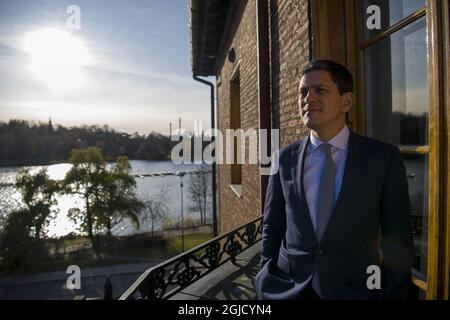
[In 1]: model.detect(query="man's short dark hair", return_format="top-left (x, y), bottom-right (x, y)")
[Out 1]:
top-left (301, 60), bottom-right (353, 95)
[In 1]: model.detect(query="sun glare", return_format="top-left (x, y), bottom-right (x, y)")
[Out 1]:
top-left (22, 28), bottom-right (92, 89)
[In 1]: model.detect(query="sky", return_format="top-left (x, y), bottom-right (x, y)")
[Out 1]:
top-left (0, 0), bottom-right (213, 135)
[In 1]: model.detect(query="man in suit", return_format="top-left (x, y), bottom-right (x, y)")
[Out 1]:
top-left (255, 60), bottom-right (414, 300)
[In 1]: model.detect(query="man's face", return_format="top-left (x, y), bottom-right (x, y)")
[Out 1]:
top-left (298, 70), bottom-right (352, 132)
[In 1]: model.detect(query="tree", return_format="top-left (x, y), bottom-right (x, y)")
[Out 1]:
top-left (0, 120), bottom-right (173, 166)
top-left (62, 147), bottom-right (107, 259)
top-left (143, 188), bottom-right (170, 238)
top-left (0, 209), bottom-right (35, 272)
top-left (188, 166), bottom-right (211, 225)
top-left (0, 169), bottom-right (58, 272)
top-left (15, 169), bottom-right (59, 239)
top-left (62, 148), bottom-right (144, 258)
top-left (95, 156), bottom-right (144, 239)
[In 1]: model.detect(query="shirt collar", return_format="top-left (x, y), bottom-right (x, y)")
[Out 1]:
top-left (308, 125), bottom-right (350, 152)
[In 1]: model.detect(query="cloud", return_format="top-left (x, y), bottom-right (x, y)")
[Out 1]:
top-left (0, 1), bottom-right (212, 135)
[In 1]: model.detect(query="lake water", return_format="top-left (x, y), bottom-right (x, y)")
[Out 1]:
top-left (0, 161), bottom-right (212, 238)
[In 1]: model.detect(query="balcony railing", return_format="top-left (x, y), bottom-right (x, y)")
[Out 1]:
top-left (119, 216), bottom-right (263, 300)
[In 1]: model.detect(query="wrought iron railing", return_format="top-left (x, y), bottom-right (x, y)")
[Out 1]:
top-left (119, 216), bottom-right (263, 300)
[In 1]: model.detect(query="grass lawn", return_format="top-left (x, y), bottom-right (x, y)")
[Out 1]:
top-left (101, 232), bottom-right (213, 259)
top-left (166, 233), bottom-right (213, 255)
top-left (1, 231), bottom-right (213, 276)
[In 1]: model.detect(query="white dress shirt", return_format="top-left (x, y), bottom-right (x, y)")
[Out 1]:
top-left (303, 124), bottom-right (350, 297)
top-left (303, 125), bottom-right (350, 233)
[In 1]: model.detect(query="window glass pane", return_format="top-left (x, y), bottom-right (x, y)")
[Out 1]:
top-left (362, 0), bottom-right (425, 41)
top-left (364, 17), bottom-right (428, 145)
top-left (402, 153), bottom-right (428, 277)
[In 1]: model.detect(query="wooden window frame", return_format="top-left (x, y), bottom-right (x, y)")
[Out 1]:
top-left (230, 64), bottom-right (242, 187)
top-left (442, 0), bottom-right (450, 300)
top-left (354, 0), bottom-right (446, 300)
top-left (311, 0), bottom-right (449, 299)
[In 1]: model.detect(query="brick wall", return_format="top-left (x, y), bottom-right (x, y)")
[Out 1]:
top-left (270, 0), bottom-right (310, 147)
top-left (215, 0), bottom-right (310, 233)
top-left (216, 0), bottom-right (260, 234)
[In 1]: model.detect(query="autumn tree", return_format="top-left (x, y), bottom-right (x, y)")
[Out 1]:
top-left (62, 147), bottom-right (107, 259)
top-left (62, 148), bottom-right (143, 258)
top-left (188, 167), bottom-right (210, 225)
top-left (95, 156), bottom-right (144, 239)
top-left (143, 188), bottom-right (170, 237)
top-left (0, 169), bottom-right (58, 272)
top-left (15, 169), bottom-right (59, 239)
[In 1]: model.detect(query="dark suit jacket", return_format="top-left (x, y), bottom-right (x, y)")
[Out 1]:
top-left (255, 130), bottom-right (414, 300)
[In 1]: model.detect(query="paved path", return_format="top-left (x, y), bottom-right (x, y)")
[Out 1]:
top-left (0, 260), bottom-right (162, 300)
top-left (0, 225), bottom-right (213, 300)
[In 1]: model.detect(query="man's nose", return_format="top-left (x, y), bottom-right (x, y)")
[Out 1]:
top-left (305, 90), bottom-right (317, 102)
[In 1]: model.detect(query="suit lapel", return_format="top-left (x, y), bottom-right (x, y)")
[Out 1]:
top-left (292, 138), bottom-right (318, 245)
top-left (320, 131), bottom-right (369, 244)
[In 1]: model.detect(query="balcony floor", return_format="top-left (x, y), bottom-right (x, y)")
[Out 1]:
top-left (170, 243), bottom-right (261, 300)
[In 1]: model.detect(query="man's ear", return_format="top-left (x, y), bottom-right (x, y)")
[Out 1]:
top-left (342, 92), bottom-right (354, 113)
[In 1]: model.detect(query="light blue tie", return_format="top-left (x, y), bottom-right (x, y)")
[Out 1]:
top-left (312, 143), bottom-right (336, 298)
top-left (316, 143), bottom-right (335, 241)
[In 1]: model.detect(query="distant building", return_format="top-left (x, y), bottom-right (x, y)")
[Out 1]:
top-left (48, 117), bottom-right (54, 133)
top-left (189, 0), bottom-right (449, 300)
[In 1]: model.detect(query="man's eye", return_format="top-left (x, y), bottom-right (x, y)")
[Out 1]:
top-left (317, 88), bottom-right (326, 93)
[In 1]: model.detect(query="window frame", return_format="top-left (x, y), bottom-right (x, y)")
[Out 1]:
top-left (442, 0), bottom-right (450, 300)
top-left (311, 0), bottom-right (448, 299)
top-left (229, 64), bottom-right (242, 187)
top-left (355, 0), bottom-right (446, 299)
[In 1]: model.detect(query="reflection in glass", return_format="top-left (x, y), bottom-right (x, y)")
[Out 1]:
top-left (362, 0), bottom-right (425, 41)
top-left (364, 17), bottom-right (428, 145)
top-left (401, 154), bottom-right (428, 277)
